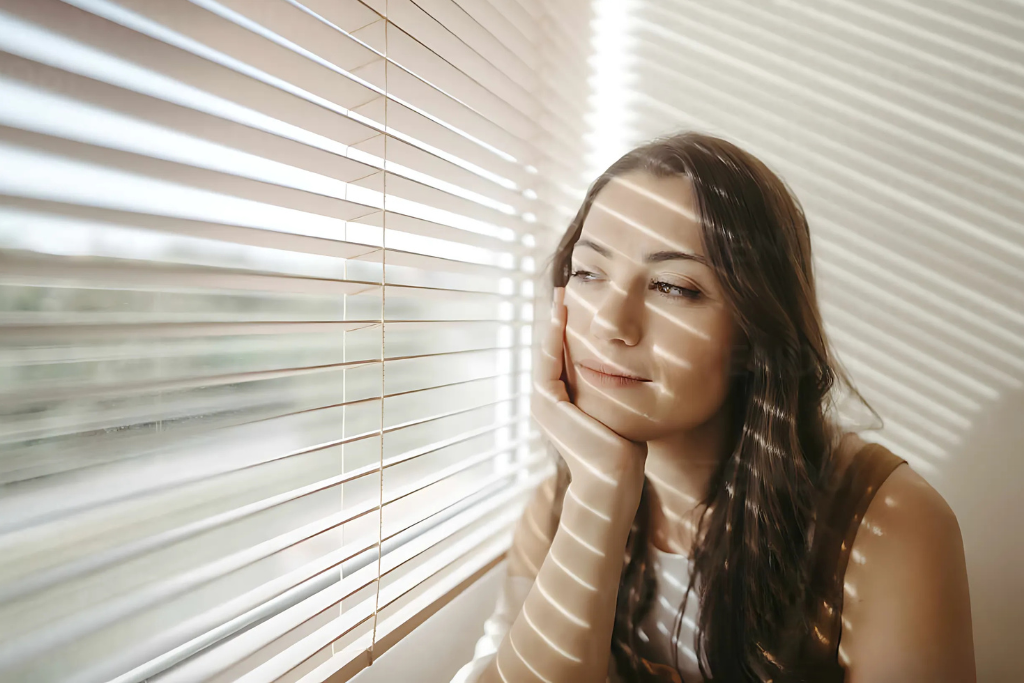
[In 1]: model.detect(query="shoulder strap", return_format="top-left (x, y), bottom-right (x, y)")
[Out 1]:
top-left (799, 442), bottom-right (907, 675)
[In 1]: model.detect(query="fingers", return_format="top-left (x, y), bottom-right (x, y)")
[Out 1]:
top-left (530, 288), bottom-right (648, 485)
top-left (532, 379), bottom-right (624, 453)
top-left (531, 290), bottom-right (568, 406)
top-left (531, 374), bottom-right (567, 413)
top-left (532, 400), bottom-right (643, 485)
top-left (537, 287), bottom-right (567, 385)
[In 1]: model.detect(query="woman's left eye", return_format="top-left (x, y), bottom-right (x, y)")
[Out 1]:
top-left (650, 280), bottom-right (701, 299)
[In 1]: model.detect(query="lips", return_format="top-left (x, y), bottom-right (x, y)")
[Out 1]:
top-left (575, 360), bottom-right (651, 388)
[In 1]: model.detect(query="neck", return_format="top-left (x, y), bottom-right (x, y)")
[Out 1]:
top-left (644, 404), bottom-right (734, 554)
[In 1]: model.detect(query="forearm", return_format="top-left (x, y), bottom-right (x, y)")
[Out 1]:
top-left (482, 475), bottom-right (642, 683)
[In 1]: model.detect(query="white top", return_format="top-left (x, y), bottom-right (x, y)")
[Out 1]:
top-left (636, 547), bottom-right (704, 680)
top-left (451, 546), bottom-right (705, 683)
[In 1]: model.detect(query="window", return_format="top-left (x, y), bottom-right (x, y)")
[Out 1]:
top-left (0, 0), bottom-right (593, 681)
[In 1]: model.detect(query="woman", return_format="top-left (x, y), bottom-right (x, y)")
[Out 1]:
top-left (454, 133), bottom-right (975, 682)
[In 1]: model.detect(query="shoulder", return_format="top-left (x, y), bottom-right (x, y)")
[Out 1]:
top-left (840, 457), bottom-right (976, 682)
top-left (847, 463), bottom-right (963, 585)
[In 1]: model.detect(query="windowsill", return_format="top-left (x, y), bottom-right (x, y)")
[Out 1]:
top-left (348, 561), bottom-right (506, 683)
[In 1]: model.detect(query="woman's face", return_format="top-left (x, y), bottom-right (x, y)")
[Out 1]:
top-left (563, 171), bottom-right (741, 443)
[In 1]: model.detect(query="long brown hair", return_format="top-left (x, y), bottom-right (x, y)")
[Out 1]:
top-left (547, 132), bottom-right (871, 681)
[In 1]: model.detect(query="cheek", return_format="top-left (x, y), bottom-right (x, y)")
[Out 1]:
top-left (664, 339), bottom-right (731, 390)
top-left (563, 298), bottom-right (591, 357)
top-left (650, 316), bottom-right (736, 417)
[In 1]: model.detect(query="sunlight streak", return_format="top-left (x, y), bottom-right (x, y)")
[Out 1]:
top-left (590, 195), bottom-right (694, 254)
top-left (547, 550), bottom-right (599, 592)
top-left (574, 374), bottom-right (653, 419)
top-left (646, 304), bottom-right (712, 339)
top-left (539, 423), bottom-right (618, 485)
top-left (561, 523), bottom-right (606, 556)
top-left (614, 174), bottom-right (700, 222)
top-left (564, 326), bottom-right (640, 379)
top-left (652, 343), bottom-right (693, 370)
top-left (645, 471), bottom-right (700, 512)
top-left (521, 603), bottom-right (584, 662)
top-left (508, 629), bottom-right (555, 683)
top-left (564, 285), bottom-right (598, 313)
top-left (555, 401), bottom-right (626, 447)
top-left (657, 595), bottom-right (697, 629)
top-left (514, 542), bottom-right (541, 576)
top-left (532, 382), bottom-right (562, 403)
top-left (567, 486), bottom-right (613, 521)
top-left (535, 576), bottom-right (591, 628)
top-left (495, 654), bottom-right (510, 683)
top-left (660, 570), bottom-right (686, 592)
top-left (524, 505), bottom-right (552, 545)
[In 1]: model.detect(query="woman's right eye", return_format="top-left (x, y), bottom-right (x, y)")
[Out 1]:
top-left (569, 268), bottom-right (600, 282)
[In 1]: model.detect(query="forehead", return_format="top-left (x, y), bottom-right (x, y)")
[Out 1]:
top-left (580, 172), bottom-right (703, 257)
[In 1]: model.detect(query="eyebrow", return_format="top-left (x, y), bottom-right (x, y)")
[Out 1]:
top-left (645, 250), bottom-right (709, 267)
top-left (575, 239), bottom-right (611, 258)
top-left (575, 239), bottom-right (708, 267)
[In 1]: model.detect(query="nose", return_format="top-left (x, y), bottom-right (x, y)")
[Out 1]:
top-left (590, 281), bottom-right (643, 346)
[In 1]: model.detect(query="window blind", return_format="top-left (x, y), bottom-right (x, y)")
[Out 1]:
top-left (0, 0), bottom-right (595, 681)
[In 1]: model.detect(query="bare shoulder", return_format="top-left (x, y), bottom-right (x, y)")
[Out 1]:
top-left (506, 473), bottom-right (559, 580)
top-left (856, 463), bottom-right (961, 552)
top-left (840, 462), bottom-right (976, 682)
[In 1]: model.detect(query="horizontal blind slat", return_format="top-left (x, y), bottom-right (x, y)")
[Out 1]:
top-left (383, 434), bottom-right (540, 508)
top-left (248, 0), bottom-right (543, 149)
top-left (2, 117), bottom-right (536, 240)
top-left (381, 450), bottom-right (545, 546)
top-left (382, 21), bottom-right (538, 136)
top-left (388, 0), bottom-right (537, 93)
top-left (0, 0), bottom-right (539, 191)
top-left (0, 67), bottom-right (537, 224)
top-left (150, 563), bottom-right (380, 683)
top-left (0, 505), bottom-right (381, 675)
top-left (101, 535), bottom-right (372, 683)
top-left (0, 416), bottom-right (530, 584)
top-left (238, 464), bottom-right (547, 683)
top-left (149, 464), bottom-right (544, 683)
top-left (0, 0), bottom-right (382, 142)
top-left (200, 0), bottom-right (546, 162)
top-left (0, 376), bottom-right (530, 519)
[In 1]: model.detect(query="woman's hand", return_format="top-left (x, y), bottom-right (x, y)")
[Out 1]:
top-left (531, 287), bottom-right (648, 495)
top-left (476, 288), bottom-right (649, 683)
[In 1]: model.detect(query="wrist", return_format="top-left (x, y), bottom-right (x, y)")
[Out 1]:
top-left (566, 468), bottom-right (645, 529)
top-left (570, 454), bottom-right (645, 497)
